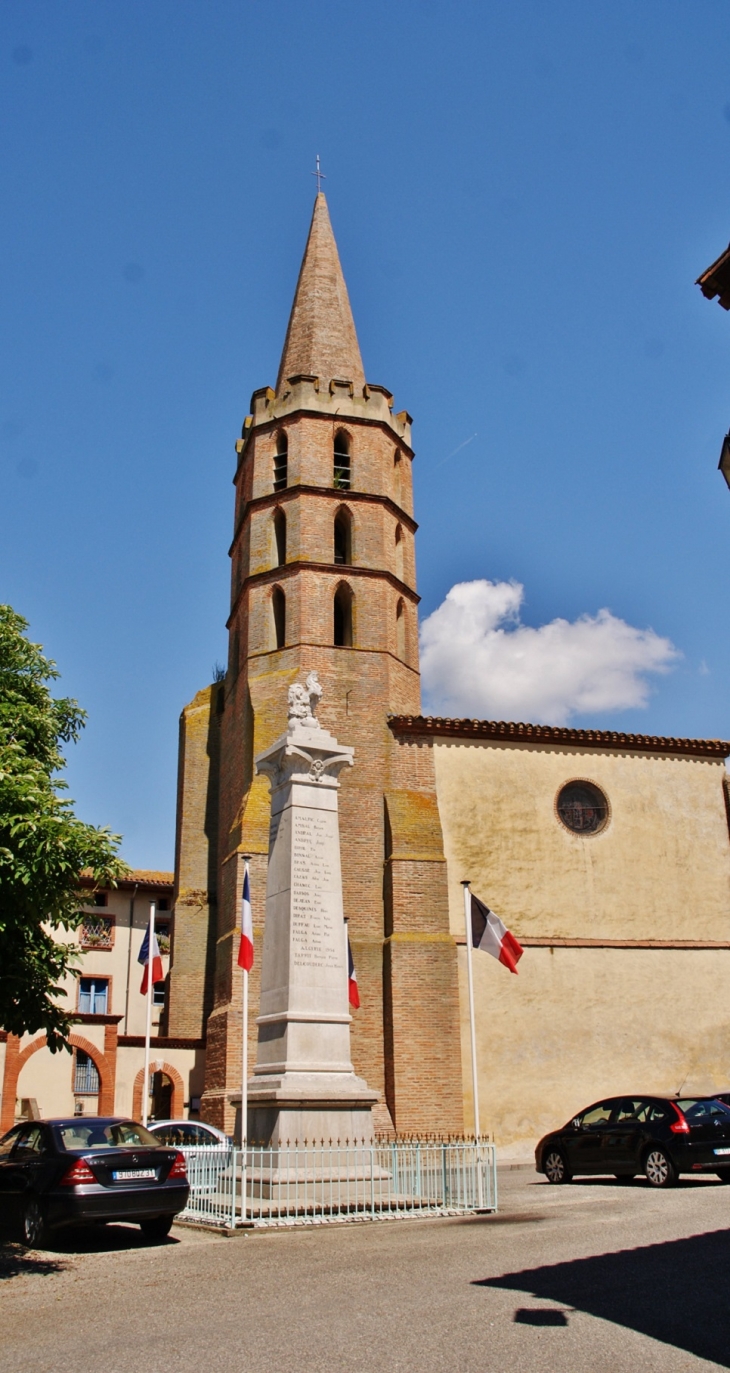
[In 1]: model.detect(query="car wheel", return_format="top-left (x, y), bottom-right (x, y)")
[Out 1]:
top-left (543, 1149), bottom-right (571, 1184)
top-left (22, 1198), bottom-right (47, 1248)
top-left (644, 1148), bottom-right (677, 1188)
top-left (140, 1215), bottom-right (174, 1242)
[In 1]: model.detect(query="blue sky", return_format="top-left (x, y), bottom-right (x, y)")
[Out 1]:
top-left (2, 1), bottom-right (730, 868)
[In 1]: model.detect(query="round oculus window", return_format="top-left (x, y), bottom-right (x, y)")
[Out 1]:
top-left (556, 781), bottom-right (608, 835)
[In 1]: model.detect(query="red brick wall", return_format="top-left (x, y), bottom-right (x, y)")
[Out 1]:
top-left (195, 397), bottom-right (463, 1137)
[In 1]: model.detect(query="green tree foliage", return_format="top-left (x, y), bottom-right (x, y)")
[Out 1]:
top-left (0, 606), bottom-right (128, 1049)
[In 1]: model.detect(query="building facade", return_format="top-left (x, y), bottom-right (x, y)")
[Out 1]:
top-left (169, 192), bottom-right (730, 1148)
top-left (7, 195), bottom-right (730, 1150)
top-left (0, 871), bottom-right (205, 1132)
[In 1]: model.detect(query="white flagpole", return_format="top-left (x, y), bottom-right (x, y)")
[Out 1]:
top-left (241, 856), bottom-right (252, 1228)
top-left (241, 856), bottom-right (251, 1147)
top-left (462, 880), bottom-right (484, 1209)
top-left (461, 881), bottom-right (480, 1141)
top-left (142, 901), bottom-right (156, 1127)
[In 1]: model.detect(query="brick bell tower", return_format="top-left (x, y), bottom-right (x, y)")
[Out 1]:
top-left (169, 192), bottom-right (464, 1137)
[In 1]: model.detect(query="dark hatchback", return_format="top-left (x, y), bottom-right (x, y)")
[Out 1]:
top-left (535, 1095), bottom-right (730, 1188)
top-left (0, 1117), bottom-right (189, 1246)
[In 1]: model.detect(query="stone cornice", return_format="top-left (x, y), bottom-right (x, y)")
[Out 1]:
top-left (227, 560), bottom-right (420, 628)
top-left (229, 484), bottom-right (417, 557)
top-left (388, 715), bottom-right (730, 760)
top-left (72, 1013), bottom-right (124, 1025)
top-left (117, 1035), bottom-right (206, 1049)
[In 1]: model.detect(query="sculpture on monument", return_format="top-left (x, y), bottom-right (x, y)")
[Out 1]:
top-left (287, 670), bottom-right (323, 728)
top-left (244, 676), bottom-right (378, 1147)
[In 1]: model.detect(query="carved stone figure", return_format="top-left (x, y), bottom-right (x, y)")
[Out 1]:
top-left (287, 670), bottom-right (322, 729)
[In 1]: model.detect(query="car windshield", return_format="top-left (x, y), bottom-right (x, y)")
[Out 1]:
top-left (677, 1099), bottom-right (730, 1123)
top-left (55, 1121), bottom-right (161, 1151)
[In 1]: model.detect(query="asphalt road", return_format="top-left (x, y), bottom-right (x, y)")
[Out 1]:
top-left (2, 1168), bottom-right (730, 1372)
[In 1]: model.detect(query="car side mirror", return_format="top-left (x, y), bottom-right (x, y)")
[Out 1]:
top-left (571, 1118), bottom-right (581, 1129)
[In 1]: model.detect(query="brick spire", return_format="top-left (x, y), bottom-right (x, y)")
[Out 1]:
top-left (276, 193), bottom-right (365, 394)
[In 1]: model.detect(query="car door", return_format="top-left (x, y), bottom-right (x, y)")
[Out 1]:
top-left (10, 1126), bottom-right (55, 1207)
top-left (604, 1099), bottom-right (651, 1172)
top-left (680, 1099), bottom-right (730, 1165)
top-left (0, 1126), bottom-right (25, 1228)
top-left (0, 1125), bottom-right (50, 1224)
top-left (563, 1101), bottom-right (616, 1174)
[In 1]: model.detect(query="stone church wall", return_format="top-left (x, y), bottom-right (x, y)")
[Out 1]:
top-left (429, 733), bottom-right (730, 1151)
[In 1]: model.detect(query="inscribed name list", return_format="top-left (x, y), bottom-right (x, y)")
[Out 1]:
top-left (291, 808), bottom-right (341, 971)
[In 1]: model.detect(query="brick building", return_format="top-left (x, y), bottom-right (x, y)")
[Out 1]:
top-left (167, 192), bottom-right (730, 1150)
top-left (7, 195), bottom-right (730, 1148)
top-left (0, 871), bottom-right (206, 1131)
top-left (168, 192), bottom-right (464, 1137)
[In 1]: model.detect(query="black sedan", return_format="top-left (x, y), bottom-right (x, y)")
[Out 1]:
top-left (0, 1117), bottom-right (189, 1246)
top-left (535, 1095), bottom-right (730, 1188)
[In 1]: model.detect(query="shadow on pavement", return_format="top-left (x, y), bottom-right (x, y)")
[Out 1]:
top-left (0, 1242), bottom-right (67, 1280)
top-left (514, 1308), bottom-right (569, 1326)
top-left (0, 1220), bottom-right (179, 1260)
top-left (536, 1175), bottom-right (727, 1189)
top-left (475, 1227), bottom-right (730, 1367)
top-left (48, 1223), bottom-right (180, 1254)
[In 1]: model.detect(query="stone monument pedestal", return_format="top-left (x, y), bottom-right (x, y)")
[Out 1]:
top-left (242, 674), bottom-right (378, 1148)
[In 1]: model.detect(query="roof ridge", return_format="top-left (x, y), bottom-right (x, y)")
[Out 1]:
top-left (388, 715), bottom-right (730, 759)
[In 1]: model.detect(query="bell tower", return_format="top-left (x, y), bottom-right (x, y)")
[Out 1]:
top-left (170, 193), bottom-right (464, 1137)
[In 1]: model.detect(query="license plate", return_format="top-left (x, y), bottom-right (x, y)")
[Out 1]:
top-left (714, 1148), bottom-right (730, 1156)
top-left (112, 1168), bottom-right (156, 1180)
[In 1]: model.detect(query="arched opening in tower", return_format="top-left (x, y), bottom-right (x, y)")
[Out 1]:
top-left (334, 507), bottom-right (352, 565)
top-left (396, 598), bottom-right (407, 660)
top-left (273, 508), bottom-right (287, 566)
top-left (333, 430), bottom-right (351, 491)
top-left (394, 523), bottom-right (404, 582)
top-left (334, 583), bottom-right (353, 647)
top-left (272, 585), bottom-right (286, 649)
top-left (273, 433), bottom-right (288, 492)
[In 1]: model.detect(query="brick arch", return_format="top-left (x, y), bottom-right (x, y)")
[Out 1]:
top-left (132, 1061), bottom-right (184, 1122)
top-left (333, 579), bottom-right (355, 648)
top-left (333, 504), bottom-right (354, 566)
top-left (0, 1031), bottom-right (114, 1132)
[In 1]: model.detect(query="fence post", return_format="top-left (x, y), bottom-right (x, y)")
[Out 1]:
top-left (230, 1149), bottom-right (237, 1229)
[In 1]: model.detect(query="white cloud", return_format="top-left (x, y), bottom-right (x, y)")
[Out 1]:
top-left (419, 579), bottom-right (680, 725)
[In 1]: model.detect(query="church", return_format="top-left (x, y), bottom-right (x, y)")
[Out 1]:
top-left (163, 192), bottom-right (730, 1153)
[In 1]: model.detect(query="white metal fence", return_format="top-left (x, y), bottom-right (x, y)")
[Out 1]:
top-left (176, 1139), bottom-right (497, 1229)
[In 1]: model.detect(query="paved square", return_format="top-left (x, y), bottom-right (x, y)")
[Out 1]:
top-left (1, 1168), bottom-right (729, 1372)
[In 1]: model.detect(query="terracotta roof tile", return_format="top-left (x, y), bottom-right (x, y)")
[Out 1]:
top-left (388, 715), bottom-right (730, 759)
top-left (697, 241), bottom-right (730, 309)
top-left (80, 868), bottom-right (174, 890)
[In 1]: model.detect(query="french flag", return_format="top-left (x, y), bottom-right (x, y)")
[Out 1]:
top-left (470, 893), bottom-right (524, 975)
top-left (347, 933), bottom-right (360, 1009)
top-left (237, 866), bottom-right (254, 972)
top-left (138, 926), bottom-right (164, 994)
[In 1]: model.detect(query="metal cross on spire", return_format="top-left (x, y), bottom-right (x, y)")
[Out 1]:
top-left (311, 154), bottom-right (326, 194)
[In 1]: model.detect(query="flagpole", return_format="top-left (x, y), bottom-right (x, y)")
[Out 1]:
top-left (462, 880), bottom-right (485, 1209)
top-left (241, 856), bottom-right (252, 1145)
top-left (142, 901), bottom-right (156, 1127)
top-left (461, 881), bottom-right (480, 1141)
top-left (241, 856), bottom-right (252, 1227)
